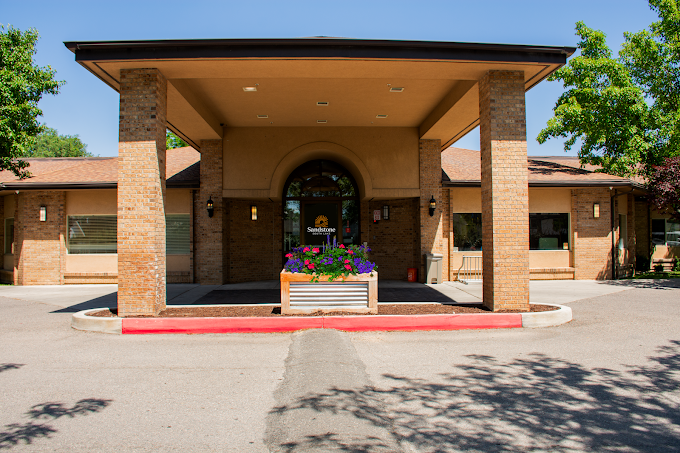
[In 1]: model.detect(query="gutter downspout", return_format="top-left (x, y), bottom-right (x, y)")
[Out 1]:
top-left (610, 187), bottom-right (635, 279)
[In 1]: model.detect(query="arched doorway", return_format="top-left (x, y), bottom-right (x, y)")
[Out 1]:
top-left (283, 160), bottom-right (360, 258)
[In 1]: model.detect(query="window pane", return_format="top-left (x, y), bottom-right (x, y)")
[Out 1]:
top-left (167, 214), bottom-right (190, 254)
top-left (68, 216), bottom-right (117, 254)
top-left (452, 213), bottom-right (482, 251)
top-left (283, 201), bottom-right (300, 252)
top-left (652, 219), bottom-right (666, 246)
top-left (4, 218), bottom-right (14, 255)
top-left (529, 213), bottom-right (569, 250)
top-left (667, 220), bottom-right (680, 246)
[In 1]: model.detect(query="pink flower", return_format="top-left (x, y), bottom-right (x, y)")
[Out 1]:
top-left (303, 247), bottom-right (310, 252)
top-left (347, 250), bottom-right (354, 255)
top-left (285, 253), bottom-right (293, 258)
top-left (339, 244), bottom-right (345, 248)
top-left (308, 263), bottom-right (315, 269)
top-left (312, 248), bottom-right (320, 253)
top-left (344, 264), bottom-right (352, 270)
top-left (344, 259), bottom-right (350, 264)
top-left (304, 259), bottom-right (310, 265)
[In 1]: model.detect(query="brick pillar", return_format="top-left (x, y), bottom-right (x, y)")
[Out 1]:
top-left (478, 71), bottom-right (529, 311)
top-left (118, 69), bottom-right (167, 316)
top-left (13, 191), bottom-right (66, 285)
top-left (419, 139), bottom-right (444, 283)
top-left (195, 139), bottom-right (223, 285)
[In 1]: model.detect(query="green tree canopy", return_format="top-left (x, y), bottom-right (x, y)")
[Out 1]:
top-left (24, 126), bottom-right (92, 157)
top-left (538, 0), bottom-right (680, 178)
top-left (0, 25), bottom-right (64, 176)
top-left (166, 130), bottom-right (188, 149)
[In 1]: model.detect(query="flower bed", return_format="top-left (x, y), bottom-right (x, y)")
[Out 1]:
top-left (281, 241), bottom-right (377, 314)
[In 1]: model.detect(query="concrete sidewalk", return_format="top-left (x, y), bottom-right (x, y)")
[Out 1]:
top-left (0, 279), bottom-right (644, 312)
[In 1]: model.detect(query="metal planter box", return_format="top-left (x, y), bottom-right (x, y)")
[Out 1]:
top-left (280, 271), bottom-right (378, 315)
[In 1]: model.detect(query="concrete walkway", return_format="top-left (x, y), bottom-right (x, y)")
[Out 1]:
top-left (0, 279), bottom-right (643, 312)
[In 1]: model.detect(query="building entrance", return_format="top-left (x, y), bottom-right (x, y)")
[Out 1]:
top-left (283, 160), bottom-right (360, 260)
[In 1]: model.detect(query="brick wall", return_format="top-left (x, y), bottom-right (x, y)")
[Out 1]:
top-left (117, 68), bottom-right (167, 316)
top-left (635, 198), bottom-right (650, 261)
top-left (419, 139), bottom-right (444, 283)
top-left (478, 70), bottom-right (530, 311)
top-left (572, 188), bottom-right (612, 280)
top-left (365, 198), bottom-right (419, 280)
top-left (14, 191), bottom-right (66, 285)
top-left (195, 139), bottom-right (224, 284)
top-left (225, 199), bottom-right (279, 283)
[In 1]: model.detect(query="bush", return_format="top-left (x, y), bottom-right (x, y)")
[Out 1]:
top-left (636, 255), bottom-right (651, 272)
top-left (654, 263), bottom-right (665, 273)
top-left (674, 257), bottom-right (680, 272)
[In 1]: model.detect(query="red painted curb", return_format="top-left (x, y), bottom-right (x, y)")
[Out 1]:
top-left (323, 313), bottom-right (522, 331)
top-left (121, 313), bottom-right (522, 334)
top-left (122, 316), bottom-right (324, 334)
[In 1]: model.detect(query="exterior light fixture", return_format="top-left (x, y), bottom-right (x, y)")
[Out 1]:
top-left (383, 205), bottom-right (389, 220)
top-left (376, 114), bottom-right (388, 119)
top-left (317, 120), bottom-right (327, 124)
top-left (429, 196), bottom-right (436, 217)
top-left (243, 86), bottom-right (257, 92)
top-left (206, 197), bottom-right (214, 218)
top-left (389, 87), bottom-right (404, 92)
top-left (251, 205), bottom-right (258, 221)
top-left (593, 203), bottom-right (600, 218)
top-left (257, 114), bottom-right (269, 119)
top-left (39, 205), bottom-right (47, 222)
top-left (316, 101), bottom-right (329, 106)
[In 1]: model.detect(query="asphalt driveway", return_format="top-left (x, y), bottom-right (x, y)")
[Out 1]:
top-left (0, 279), bottom-right (678, 452)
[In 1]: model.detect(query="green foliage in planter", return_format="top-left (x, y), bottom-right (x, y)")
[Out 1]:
top-left (284, 238), bottom-right (376, 282)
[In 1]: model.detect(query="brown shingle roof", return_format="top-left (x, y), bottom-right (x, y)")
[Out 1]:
top-left (0, 147), bottom-right (200, 189)
top-left (442, 147), bottom-right (637, 187)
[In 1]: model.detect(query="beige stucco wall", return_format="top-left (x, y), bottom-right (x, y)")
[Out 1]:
top-left (222, 127), bottom-right (420, 199)
top-left (64, 189), bottom-right (192, 274)
top-left (451, 250), bottom-right (571, 276)
top-left (4, 194), bottom-right (15, 219)
top-left (529, 188), bottom-right (571, 213)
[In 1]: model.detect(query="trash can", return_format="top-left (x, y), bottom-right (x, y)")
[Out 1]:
top-left (425, 253), bottom-right (443, 284)
top-left (407, 268), bottom-right (418, 283)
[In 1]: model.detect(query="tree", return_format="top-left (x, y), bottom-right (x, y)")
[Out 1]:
top-left (0, 25), bottom-right (64, 176)
top-left (538, 0), bottom-right (680, 178)
top-left (647, 156), bottom-right (680, 223)
top-left (24, 126), bottom-right (92, 157)
top-left (166, 130), bottom-right (188, 149)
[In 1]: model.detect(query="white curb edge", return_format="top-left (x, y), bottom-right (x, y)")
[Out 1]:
top-left (521, 303), bottom-right (572, 328)
top-left (72, 308), bottom-right (122, 335)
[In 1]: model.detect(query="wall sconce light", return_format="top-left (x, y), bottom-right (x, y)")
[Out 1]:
top-left (39, 205), bottom-right (47, 222)
top-left (593, 203), bottom-right (600, 218)
top-left (206, 197), bottom-right (214, 218)
top-left (429, 196), bottom-right (436, 217)
top-left (251, 205), bottom-right (258, 221)
top-left (383, 205), bottom-right (389, 220)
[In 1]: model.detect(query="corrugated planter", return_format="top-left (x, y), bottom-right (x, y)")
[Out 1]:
top-left (280, 270), bottom-right (378, 315)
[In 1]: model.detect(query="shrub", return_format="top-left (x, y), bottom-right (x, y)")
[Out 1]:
top-left (654, 263), bottom-right (665, 273)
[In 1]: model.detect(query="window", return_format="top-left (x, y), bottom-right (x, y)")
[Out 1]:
top-left (618, 214), bottom-right (627, 250)
top-left (652, 218), bottom-right (680, 246)
top-left (529, 213), bottom-right (569, 250)
top-left (166, 214), bottom-right (190, 254)
top-left (68, 216), bottom-right (117, 254)
top-left (4, 218), bottom-right (14, 255)
top-left (452, 213), bottom-right (482, 251)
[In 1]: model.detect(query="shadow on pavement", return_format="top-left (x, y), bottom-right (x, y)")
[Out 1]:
top-left (0, 398), bottom-right (112, 450)
top-left (51, 293), bottom-right (118, 313)
top-left (0, 364), bottom-right (24, 374)
top-left (269, 341), bottom-right (680, 452)
top-left (604, 279), bottom-right (680, 290)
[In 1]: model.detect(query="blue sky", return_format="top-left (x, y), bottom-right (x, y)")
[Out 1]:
top-left (2, 0), bottom-right (660, 157)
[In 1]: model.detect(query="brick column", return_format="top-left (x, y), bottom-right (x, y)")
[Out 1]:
top-left (13, 191), bottom-right (66, 285)
top-left (478, 71), bottom-right (529, 311)
top-left (118, 69), bottom-right (167, 316)
top-left (419, 139), bottom-right (444, 283)
top-left (195, 139), bottom-right (223, 284)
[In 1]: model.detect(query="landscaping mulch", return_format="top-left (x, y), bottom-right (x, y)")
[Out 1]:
top-left (89, 303), bottom-right (558, 318)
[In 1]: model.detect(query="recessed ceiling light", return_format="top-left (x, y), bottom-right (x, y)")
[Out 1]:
top-left (317, 101), bottom-right (329, 106)
top-left (389, 87), bottom-right (404, 92)
top-left (243, 86), bottom-right (258, 92)
top-left (376, 114), bottom-right (388, 119)
top-left (257, 114), bottom-right (268, 119)
top-left (317, 120), bottom-right (327, 124)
